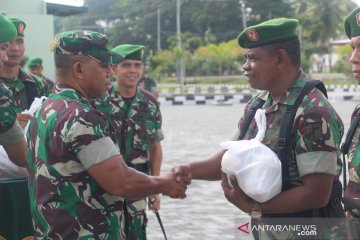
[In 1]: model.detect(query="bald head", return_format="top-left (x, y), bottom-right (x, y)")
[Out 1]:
top-left (54, 55), bottom-right (91, 78)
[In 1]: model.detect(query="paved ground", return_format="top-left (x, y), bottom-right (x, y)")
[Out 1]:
top-left (146, 98), bottom-right (358, 240)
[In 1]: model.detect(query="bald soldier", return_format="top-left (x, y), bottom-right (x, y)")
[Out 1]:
top-left (27, 31), bottom-right (188, 239)
top-left (174, 18), bottom-right (345, 239)
top-left (0, 15), bottom-right (32, 240)
top-left (94, 44), bottom-right (163, 239)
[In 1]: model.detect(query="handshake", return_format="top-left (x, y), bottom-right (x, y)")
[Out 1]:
top-left (159, 164), bottom-right (192, 199)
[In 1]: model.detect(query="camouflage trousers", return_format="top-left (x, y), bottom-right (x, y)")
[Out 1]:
top-left (124, 199), bottom-right (148, 240)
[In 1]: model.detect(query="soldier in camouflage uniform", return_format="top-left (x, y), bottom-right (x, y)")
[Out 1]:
top-left (343, 7), bottom-right (360, 239)
top-left (0, 18), bottom-right (48, 128)
top-left (27, 30), bottom-right (187, 239)
top-left (0, 14), bottom-right (32, 240)
top-left (0, 18), bottom-right (48, 239)
top-left (0, 16), bottom-right (27, 171)
top-left (94, 44), bottom-right (163, 240)
top-left (138, 64), bottom-right (159, 100)
top-left (27, 57), bottom-right (55, 93)
top-left (173, 18), bottom-right (344, 239)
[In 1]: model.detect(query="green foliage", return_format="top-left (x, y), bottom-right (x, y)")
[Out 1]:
top-left (56, 0), bottom-right (358, 77)
top-left (195, 39), bottom-right (244, 76)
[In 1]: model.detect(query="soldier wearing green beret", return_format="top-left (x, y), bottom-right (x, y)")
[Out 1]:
top-left (27, 31), bottom-right (187, 239)
top-left (93, 44), bottom-right (164, 240)
top-left (173, 18), bottom-right (345, 239)
top-left (0, 18), bottom-right (49, 127)
top-left (138, 64), bottom-right (159, 99)
top-left (0, 15), bottom-right (33, 240)
top-left (342, 7), bottom-right (360, 239)
top-left (27, 57), bottom-right (55, 93)
top-left (0, 18), bottom-right (47, 239)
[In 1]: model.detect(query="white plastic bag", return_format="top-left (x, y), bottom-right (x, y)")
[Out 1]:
top-left (0, 96), bottom-right (47, 180)
top-left (221, 109), bottom-right (282, 203)
top-left (22, 96), bottom-right (47, 135)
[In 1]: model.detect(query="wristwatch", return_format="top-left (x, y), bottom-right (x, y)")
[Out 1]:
top-left (250, 203), bottom-right (262, 219)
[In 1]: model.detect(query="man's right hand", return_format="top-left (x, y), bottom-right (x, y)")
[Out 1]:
top-left (16, 113), bottom-right (33, 129)
top-left (172, 164), bottom-right (192, 185)
top-left (161, 171), bottom-right (188, 199)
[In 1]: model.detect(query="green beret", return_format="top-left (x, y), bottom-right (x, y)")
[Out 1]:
top-left (53, 30), bottom-right (120, 67)
top-left (344, 7), bottom-right (360, 39)
top-left (237, 18), bottom-right (299, 49)
top-left (8, 17), bottom-right (26, 37)
top-left (0, 15), bottom-right (17, 42)
top-left (27, 57), bottom-right (42, 68)
top-left (111, 44), bottom-right (145, 64)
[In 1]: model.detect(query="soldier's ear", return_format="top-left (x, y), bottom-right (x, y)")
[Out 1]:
top-left (276, 49), bottom-right (288, 67)
top-left (72, 61), bottom-right (84, 79)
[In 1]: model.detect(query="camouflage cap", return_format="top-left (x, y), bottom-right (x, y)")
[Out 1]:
top-left (27, 57), bottom-right (42, 68)
top-left (111, 44), bottom-right (145, 64)
top-left (8, 17), bottom-right (26, 37)
top-left (237, 18), bottom-right (299, 49)
top-left (0, 15), bottom-right (17, 42)
top-left (53, 30), bottom-right (119, 67)
top-left (344, 7), bottom-right (360, 39)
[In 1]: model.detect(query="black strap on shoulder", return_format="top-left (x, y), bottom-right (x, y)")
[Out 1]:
top-left (238, 98), bottom-right (265, 140)
top-left (278, 80), bottom-right (327, 191)
top-left (341, 111), bottom-right (360, 190)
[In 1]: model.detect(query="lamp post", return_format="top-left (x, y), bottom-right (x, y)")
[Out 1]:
top-left (240, 0), bottom-right (247, 29)
top-left (176, 0), bottom-right (185, 87)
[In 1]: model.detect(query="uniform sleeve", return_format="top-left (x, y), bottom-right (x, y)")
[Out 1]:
top-left (0, 120), bottom-right (24, 145)
top-left (67, 110), bottom-right (120, 169)
top-left (294, 95), bottom-right (343, 177)
top-left (0, 88), bottom-right (19, 135)
top-left (153, 104), bottom-right (164, 142)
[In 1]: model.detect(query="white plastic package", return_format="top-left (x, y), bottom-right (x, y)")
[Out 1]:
top-left (221, 109), bottom-right (282, 203)
top-left (0, 96), bottom-right (47, 180)
top-left (22, 96), bottom-right (47, 135)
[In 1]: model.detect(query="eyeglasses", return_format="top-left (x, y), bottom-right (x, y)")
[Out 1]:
top-left (87, 55), bottom-right (111, 68)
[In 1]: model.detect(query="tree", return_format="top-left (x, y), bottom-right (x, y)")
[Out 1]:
top-left (293, 0), bottom-right (356, 72)
top-left (195, 39), bottom-right (244, 81)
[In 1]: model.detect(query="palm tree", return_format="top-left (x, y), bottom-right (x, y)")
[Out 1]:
top-left (291, 0), bottom-right (356, 72)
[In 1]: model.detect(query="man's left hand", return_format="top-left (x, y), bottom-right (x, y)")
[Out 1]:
top-left (148, 194), bottom-right (161, 212)
top-left (221, 172), bottom-right (254, 213)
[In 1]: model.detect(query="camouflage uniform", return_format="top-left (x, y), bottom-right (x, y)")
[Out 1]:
top-left (40, 75), bottom-right (54, 94)
top-left (343, 105), bottom-right (360, 237)
top-left (344, 105), bottom-right (360, 211)
top-left (27, 83), bottom-right (125, 239)
top-left (0, 67), bottom-right (48, 112)
top-left (230, 72), bottom-right (344, 239)
top-left (0, 82), bottom-right (34, 239)
top-left (94, 83), bottom-right (164, 240)
top-left (0, 82), bottom-right (23, 144)
top-left (138, 76), bottom-right (158, 93)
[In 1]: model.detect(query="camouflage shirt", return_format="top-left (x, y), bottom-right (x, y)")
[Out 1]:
top-left (0, 82), bottom-right (23, 145)
top-left (93, 84), bottom-right (163, 170)
top-left (231, 71), bottom-right (344, 186)
top-left (27, 83), bottom-right (125, 239)
top-left (344, 104), bottom-right (360, 216)
top-left (138, 76), bottom-right (158, 93)
top-left (0, 68), bottom-right (48, 112)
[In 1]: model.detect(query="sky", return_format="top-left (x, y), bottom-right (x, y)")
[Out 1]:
top-left (353, 0), bottom-right (360, 6)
